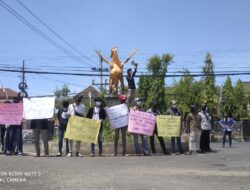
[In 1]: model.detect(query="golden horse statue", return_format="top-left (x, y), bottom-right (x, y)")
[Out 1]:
top-left (95, 47), bottom-right (138, 95)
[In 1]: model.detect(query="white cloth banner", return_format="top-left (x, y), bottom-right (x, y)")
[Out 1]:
top-left (105, 103), bottom-right (129, 129)
top-left (23, 97), bottom-right (55, 120)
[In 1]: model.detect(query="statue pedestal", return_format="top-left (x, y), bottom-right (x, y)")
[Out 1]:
top-left (104, 95), bottom-right (120, 107)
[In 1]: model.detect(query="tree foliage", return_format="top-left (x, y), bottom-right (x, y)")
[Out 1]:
top-left (233, 79), bottom-right (247, 119)
top-left (221, 77), bottom-right (235, 115)
top-left (138, 54), bottom-right (173, 112)
top-left (200, 53), bottom-right (217, 114)
top-left (54, 84), bottom-right (71, 108)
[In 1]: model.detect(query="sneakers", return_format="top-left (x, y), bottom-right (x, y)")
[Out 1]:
top-left (90, 152), bottom-right (95, 157)
top-left (18, 152), bottom-right (24, 156)
top-left (56, 152), bottom-right (62, 157)
top-left (76, 152), bottom-right (83, 157)
top-left (66, 152), bottom-right (72, 157)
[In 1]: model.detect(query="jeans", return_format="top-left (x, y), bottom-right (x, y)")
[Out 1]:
top-left (91, 126), bottom-right (103, 155)
top-left (114, 126), bottom-right (127, 155)
top-left (200, 129), bottom-right (211, 152)
top-left (150, 127), bottom-right (168, 154)
top-left (223, 131), bottom-right (232, 146)
top-left (33, 127), bottom-right (49, 156)
top-left (58, 127), bottom-right (69, 154)
top-left (6, 126), bottom-right (23, 153)
top-left (69, 140), bottom-right (81, 154)
top-left (0, 126), bottom-right (6, 152)
top-left (133, 133), bottom-right (148, 155)
top-left (171, 137), bottom-right (183, 153)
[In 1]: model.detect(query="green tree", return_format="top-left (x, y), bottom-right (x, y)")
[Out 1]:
top-left (54, 84), bottom-right (71, 108)
top-left (233, 79), bottom-right (247, 119)
top-left (221, 77), bottom-right (235, 115)
top-left (172, 70), bottom-right (194, 116)
top-left (200, 53), bottom-right (217, 114)
top-left (138, 54), bottom-right (173, 112)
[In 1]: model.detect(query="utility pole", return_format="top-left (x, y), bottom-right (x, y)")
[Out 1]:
top-left (18, 60), bottom-right (28, 99)
top-left (99, 50), bottom-right (103, 91)
top-left (91, 51), bottom-right (109, 91)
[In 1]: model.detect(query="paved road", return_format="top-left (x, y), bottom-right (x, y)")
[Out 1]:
top-left (0, 142), bottom-right (249, 190)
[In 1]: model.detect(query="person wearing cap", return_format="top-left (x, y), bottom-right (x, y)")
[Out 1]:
top-left (166, 100), bottom-right (184, 154)
top-left (147, 101), bottom-right (170, 156)
top-left (126, 61), bottom-right (138, 106)
top-left (185, 105), bottom-right (202, 155)
top-left (87, 97), bottom-right (106, 157)
top-left (131, 98), bottom-right (149, 156)
top-left (67, 95), bottom-right (85, 157)
top-left (199, 104), bottom-right (213, 153)
top-left (56, 100), bottom-right (70, 157)
top-left (219, 113), bottom-right (236, 147)
top-left (114, 94), bottom-right (128, 156)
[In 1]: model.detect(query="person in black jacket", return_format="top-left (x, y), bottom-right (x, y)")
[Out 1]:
top-left (87, 97), bottom-right (106, 157)
top-left (126, 61), bottom-right (138, 106)
top-left (31, 119), bottom-right (49, 157)
top-left (56, 100), bottom-right (69, 157)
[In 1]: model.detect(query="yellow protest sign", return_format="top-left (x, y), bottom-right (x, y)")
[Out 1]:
top-left (157, 115), bottom-right (181, 137)
top-left (64, 116), bottom-right (101, 144)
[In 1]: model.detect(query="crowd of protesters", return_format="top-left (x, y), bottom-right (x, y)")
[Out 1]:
top-left (0, 64), bottom-right (236, 157)
top-left (0, 94), bottom-right (236, 157)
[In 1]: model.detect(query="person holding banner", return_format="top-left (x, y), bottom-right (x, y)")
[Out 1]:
top-left (147, 101), bottom-right (170, 156)
top-left (87, 97), bottom-right (106, 157)
top-left (56, 100), bottom-right (70, 157)
top-left (114, 95), bottom-right (128, 156)
top-left (131, 98), bottom-right (149, 156)
top-left (67, 95), bottom-right (85, 157)
top-left (6, 97), bottom-right (23, 156)
top-left (31, 119), bottom-right (49, 157)
top-left (185, 105), bottom-right (202, 155)
top-left (166, 100), bottom-right (184, 154)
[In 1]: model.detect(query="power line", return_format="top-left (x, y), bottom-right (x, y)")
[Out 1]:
top-left (1, 68), bottom-right (250, 78)
top-left (0, 0), bottom-right (92, 67)
top-left (16, 0), bottom-right (97, 67)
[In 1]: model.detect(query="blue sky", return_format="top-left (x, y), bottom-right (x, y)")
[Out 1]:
top-left (0, 0), bottom-right (250, 96)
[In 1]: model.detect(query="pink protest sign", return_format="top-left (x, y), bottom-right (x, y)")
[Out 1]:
top-left (128, 110), bottom-right (156, 136)
top-left (0, 103), bottom-right (23, 125)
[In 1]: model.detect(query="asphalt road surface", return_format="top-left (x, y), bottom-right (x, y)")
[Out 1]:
top-left (0, 142), bottom-right (250, 190)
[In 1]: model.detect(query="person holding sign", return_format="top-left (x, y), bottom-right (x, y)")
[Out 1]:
top-left (219, 113), bottom-right (236, 148)
top-left (67, 95), bottom-right (85, 157)
top-left (147, 101), bottom-right (170, 156)
top-left (166, 100), bottom-right (183, 154)
top-left (31, 119), bottom-right (49, 157)
top-left (185, 105), bottom-right (202, 155)
top-left (131, 98), bottom-right (149, 156)
top-left (87, 97), bottom-right (106, 157)
top-left (56, 100), bottom-right (70, 157)
top-left (114, 95), bottom-right (128, 156)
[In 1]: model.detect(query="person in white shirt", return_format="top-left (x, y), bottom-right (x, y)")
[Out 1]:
top-left (219, 113), bottom-right (236, 147)
top-left (67, 96), bottom-right (85, 157)
top-left (199, 104), bottom-right (212, 153)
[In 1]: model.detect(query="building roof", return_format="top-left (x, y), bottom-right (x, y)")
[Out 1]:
top-left (0, 88), bottom-right (18, 100)
top-left (77, 86), bottom-right (100, 98)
